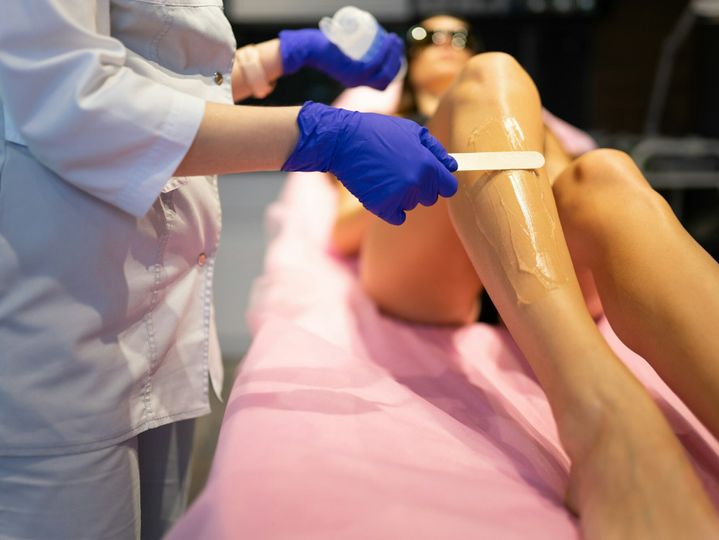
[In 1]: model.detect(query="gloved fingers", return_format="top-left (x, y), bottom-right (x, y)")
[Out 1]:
top-left (417, 129), bottom-right (458, 198)
top-left (379, 34), bottom-right (404, 80)
top-left (377, 55), bottom-right (403, 89)
top-left (380, 33), bottom-right (405, 59)
top-left (416, 163), bottom-right (439, 206)
top-left (373, 33), bottom-right (403, 68)
top-left (419, 128), bottom-right (458, 172)
top-left (417, 183), bottom-right (440, 206)
top-left (385, 207), bottom-right (407, 226)
top-left (370, 197), bottom-right (407, 225)
top-left (419, 150), bottom-right (458, 200)
top-left (402, 187), bottom-right (420, 211)
top-left (364, 34), bottom-right (404, 89)
top-left (366, 61), bottom-right (397, 90)
top-left (436, 167), bottom-right (459, 198)
top-left (418, 193), bottom-right (439, 207)
top-left (363, 60), bottom-right (394, 90)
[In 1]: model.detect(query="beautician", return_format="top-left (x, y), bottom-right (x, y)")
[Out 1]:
top-left (0, 2), bottom-right (458, 539)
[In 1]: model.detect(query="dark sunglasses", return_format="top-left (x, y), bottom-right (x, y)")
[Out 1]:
top-left (406, 26), bottom-right (473, 50)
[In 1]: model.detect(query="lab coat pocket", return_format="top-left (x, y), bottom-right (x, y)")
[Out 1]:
top-left (111, 0), bottom-right (235, 79)
top-left (155, 1), bottom-right (236, 77)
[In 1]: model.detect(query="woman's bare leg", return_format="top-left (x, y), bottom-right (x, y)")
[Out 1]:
top-left (441, 52), bottom-right (719, 538)
top-left (359, 160), bottom-right (482, 326)
top-left (553, 149), bottom-right (719, 439)
top-left (351, 100), bottom-right (584, 325)
top-left (331, 178), bottom-right (374, 257)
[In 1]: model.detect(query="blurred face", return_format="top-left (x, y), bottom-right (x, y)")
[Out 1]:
top-left (408, 16), bottom-right (474, 96)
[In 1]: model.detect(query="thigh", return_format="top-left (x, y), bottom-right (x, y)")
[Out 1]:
top-left (137, 419), bottom-right (195, 540)
top-left (359, 107), bottom-right (482, 326)
top-left (0, 441), bottom-right (141, 540)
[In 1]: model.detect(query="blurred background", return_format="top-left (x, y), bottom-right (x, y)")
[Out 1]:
top-left (192, 0), bottom-right (719, 498)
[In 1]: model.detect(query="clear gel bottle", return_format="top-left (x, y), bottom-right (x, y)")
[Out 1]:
top-left (319, 6), bottom-right (407, 79)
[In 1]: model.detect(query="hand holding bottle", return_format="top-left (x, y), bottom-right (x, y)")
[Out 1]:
top-left (279, 29), bottom-right (403, 90)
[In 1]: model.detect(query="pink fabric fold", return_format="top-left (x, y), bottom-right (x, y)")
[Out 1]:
top-left (169, 168), bottom-right (719, 539)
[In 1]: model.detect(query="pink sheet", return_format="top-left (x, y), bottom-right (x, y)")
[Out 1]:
top-left (168, 86), bottom-right (718, 539)
top-left (169, 169), bottom-right (719, 539)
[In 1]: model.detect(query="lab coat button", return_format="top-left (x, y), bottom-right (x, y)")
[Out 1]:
top-left (213, 72), bottom-right (224, 85)
top-left (197, 252), bottom-right (207, 266)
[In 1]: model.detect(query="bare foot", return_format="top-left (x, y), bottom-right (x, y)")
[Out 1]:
top-left (562, 378), bottom-right (719, 540)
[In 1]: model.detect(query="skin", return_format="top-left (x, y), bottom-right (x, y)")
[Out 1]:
top-left (354, 16), bottom-right (482, 325)
top-left (553, 148), bottom-right (719, 441)
top-left (334, 17), bottom-right (719, 538)
top-left (176, 102), bottom-right (300, 177)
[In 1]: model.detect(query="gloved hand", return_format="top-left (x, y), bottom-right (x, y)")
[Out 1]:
top-left (279, 29), bottom-right (403, 90)
top-left (282, 102), bottom-right (458, 225)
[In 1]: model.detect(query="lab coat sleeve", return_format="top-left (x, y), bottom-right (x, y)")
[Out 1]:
top-left (0, 1), bottom-right (207, 217)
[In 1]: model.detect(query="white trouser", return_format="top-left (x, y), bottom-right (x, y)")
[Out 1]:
top-left (0, 419), bottom-right (195, 540)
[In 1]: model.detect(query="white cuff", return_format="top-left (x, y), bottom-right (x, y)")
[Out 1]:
top-left (114, 91), bottom-right (206, 217)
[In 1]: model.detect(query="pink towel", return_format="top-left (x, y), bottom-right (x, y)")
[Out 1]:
top-left (168, 168), bottom-right (719, 539)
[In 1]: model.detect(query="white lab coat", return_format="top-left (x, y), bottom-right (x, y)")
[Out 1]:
top-left (0, 0), bottom-right (236, 455)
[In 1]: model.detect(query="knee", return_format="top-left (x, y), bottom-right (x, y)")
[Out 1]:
top-left (460, 52), bottom-right (525, 83)
top-left (569, 149), bottom-right (646, 189)
top-left (559, 149), bottom-right (655, 201)
top-left (452, 52), bottom-right (535, 103)
top-left (554, 149), bottom-right (670, 235)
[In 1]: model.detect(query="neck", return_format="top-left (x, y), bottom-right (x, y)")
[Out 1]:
top-left (415, 90), bottom-right (441, 117)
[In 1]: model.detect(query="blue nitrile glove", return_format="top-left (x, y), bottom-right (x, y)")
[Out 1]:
top-left (279, 29), bottom-right (403, 90)
top-left (282, 102), bottom-right (458, 225)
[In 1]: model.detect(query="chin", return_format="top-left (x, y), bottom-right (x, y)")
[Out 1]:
top-left (421, 71), bottom-right (462, 95)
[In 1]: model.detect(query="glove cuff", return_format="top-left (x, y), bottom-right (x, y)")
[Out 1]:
top-left (282, 102), bottom-right (354, 173)
top-left (278, 30), bottom-right (305, 75)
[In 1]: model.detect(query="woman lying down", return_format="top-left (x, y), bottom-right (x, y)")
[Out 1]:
top-left (328, 14), bottom-right (719, 540)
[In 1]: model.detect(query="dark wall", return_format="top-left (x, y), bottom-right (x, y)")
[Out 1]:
top-left (470, 15), bottom-right (596, 129)
top-left (591, 0), bottom-right (694, 135)
top-left (231, 15), bottom-right (597, 129)
top-left (229, 1), bottom-right (718, 256)
top-left (232, 0), bottom-right (705, 136)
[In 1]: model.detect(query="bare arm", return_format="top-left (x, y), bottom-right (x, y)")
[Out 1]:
top-left (174, 102), bottom-right (300, 176)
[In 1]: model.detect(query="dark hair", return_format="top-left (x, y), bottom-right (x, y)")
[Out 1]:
top-left (398, 14), bottom-right (483, 118)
